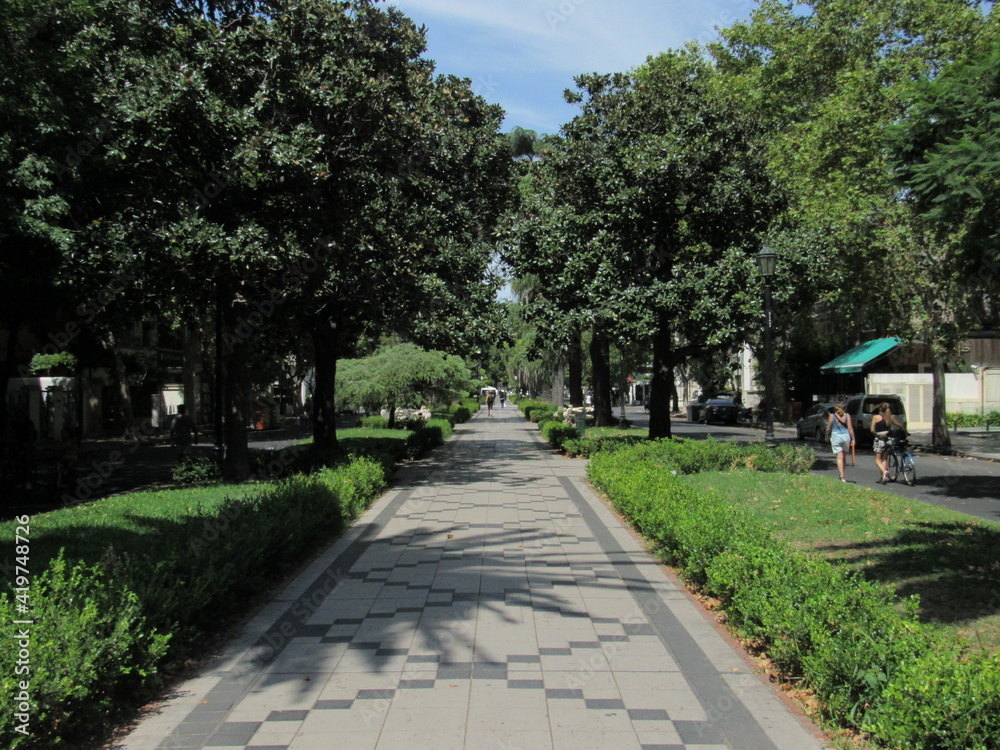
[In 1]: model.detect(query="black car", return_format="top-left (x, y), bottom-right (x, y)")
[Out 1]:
top-left (701, 398), bottom-right (740, 425)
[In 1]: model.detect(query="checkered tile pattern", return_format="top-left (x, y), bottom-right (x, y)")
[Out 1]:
top-left (127, 409), bottom-right (829, 750)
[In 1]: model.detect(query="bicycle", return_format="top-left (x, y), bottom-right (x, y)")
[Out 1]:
top-left (885, 436), bottom-right (916, 486)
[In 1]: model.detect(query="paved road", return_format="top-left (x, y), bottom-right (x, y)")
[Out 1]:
top-left (118, 407), bottom-right (830, 750)
top-left (622, 408), bottom-right (1000, 525)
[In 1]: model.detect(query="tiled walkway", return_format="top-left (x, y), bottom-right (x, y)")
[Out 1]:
top-left (121, 407), bottom-right (829, 750)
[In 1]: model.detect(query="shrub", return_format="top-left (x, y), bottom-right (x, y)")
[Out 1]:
top-left (866, 647), bottom-right (1000, 749)
top-left (946, 411), bottom-right (1000, 429)
top-left (586, 441), bottom-right (997, 745)
top-left (520, 400), bottom-right (557, 422)
top-left (0, 555), bottom-right (170, 748)
top-left (401, 415), bottom-right (426, 431)
top-left (0, 457), bottom-right (388, 749)
top-left (359, 415), bottom-right (389, 429)
top-left (529, 407), bottom-right (557, 424)
top-left (171, 456), bottom-right (221, 485)
top-left (562, 433), bottom-right (647, 458)
top-left (540, 421), bottom-right (579, 451)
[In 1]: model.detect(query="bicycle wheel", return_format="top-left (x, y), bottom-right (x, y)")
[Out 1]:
top-left (900, 453), bottom-right (916, 486)
top-left (887, 451), bottom-right (900, 482)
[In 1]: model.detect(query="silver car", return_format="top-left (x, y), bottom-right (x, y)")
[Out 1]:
top-left (796, 403), bottom-right (835, 442)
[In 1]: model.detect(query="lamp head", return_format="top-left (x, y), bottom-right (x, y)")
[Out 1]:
top-left (757, 246), bottom-right (777, 278)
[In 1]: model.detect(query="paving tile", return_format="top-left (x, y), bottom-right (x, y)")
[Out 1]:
top-left (115, 411), bottom-right (829, 750)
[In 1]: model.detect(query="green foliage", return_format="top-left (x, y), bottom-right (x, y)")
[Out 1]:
top-left (0, 457), bottom-right (388, 749)
top-left (946, 411), bottom-right (1000, 428)
top-left (359, 415), bottom-right (390, 429)
top-left (867, 647), bottom-right (1000, 749)
top-left (520, 400), bottom-right (558, 422)
top-left (337, 344), bottom-right (470, 424)
top-left (28, 352), bottom-right (78, 374)
top-left (644, 437), bottom-right (815, 475)
top-left (0, 555), bottom-right (170, 749)
top-left (887, 36), bottom-right (1000, 268)
top-left (562, 431), bottom-right (648, 458)
top-left (539, 420), bottom-right (579, 451)
top-left (587, 439), bottom-right (999, 745)
top-left (171, 456), bottom-right (221, 485)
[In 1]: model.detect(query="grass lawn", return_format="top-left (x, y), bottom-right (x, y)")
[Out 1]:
top-left (1, 482), bottom-right (270, 578)
top-left (683, 471), bottom-right (1000, 651)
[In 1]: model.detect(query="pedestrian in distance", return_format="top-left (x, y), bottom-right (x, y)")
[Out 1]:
top-left (872, 401), bottom-right (903, 484)
top-left (825, 403), bottom-right (855, 482)
top-left (170, 404), bottom-right (198, 462)
top-left (499, 390), bottom-right (506, 409)
top-left (486, 391), bottom-right (496, 416)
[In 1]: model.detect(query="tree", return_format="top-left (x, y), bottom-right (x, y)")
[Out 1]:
top-left (336, 343), bottom-right (469, 427)
top-left (712, 0), bottom-right (993, 448)
top-left (507, 50), bottom-right (780, 436)
top-left (888, 35), bottom-right (1000, 272)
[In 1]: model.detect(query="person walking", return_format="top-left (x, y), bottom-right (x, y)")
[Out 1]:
top-left (499, 391), bottom-right (506, 409)
top-left (872, 401), bottom-right (903, 483)
top-left (486, 391), bottom-right (496, 417)
top-left (171, 404), bottom-right (198, 462)
top-left (825, 403), bottom-right (855, 482)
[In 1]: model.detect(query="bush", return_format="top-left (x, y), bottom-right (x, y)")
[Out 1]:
top-left (171, 456), bottom-right (221, 485)
top-left (0, 457), bottom-right (388, 749)
top-left (587, 440), bottom-right (996, 746)
top-left (0, 556), bottom-right (170, 749)
top-left (358, 415), bottom-right (389, 429)
top-left (540, 421), bottom-right (579, 451)
top-left (946, 411), bottom-right (1000, 428)
top-left (866, 647), bottom-right (1000, 749)
top-left (520, 400), bottom-right (557, 422)
top-left (562, 433), bottom-right (647, 458)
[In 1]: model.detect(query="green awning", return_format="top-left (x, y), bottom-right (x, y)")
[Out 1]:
top-left (820, 337), bottom-right (901, 374)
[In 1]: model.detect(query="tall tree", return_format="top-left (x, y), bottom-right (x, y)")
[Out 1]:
top-left (713, 0), bottom-right (993, 447)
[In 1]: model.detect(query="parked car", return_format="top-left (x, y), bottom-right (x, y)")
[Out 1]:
top-left (701, 398), bottom-right (740, 425)
top-left (796, 402), bottom-right (835, 442)
top-left (843, 394), bottom-right (907, 446)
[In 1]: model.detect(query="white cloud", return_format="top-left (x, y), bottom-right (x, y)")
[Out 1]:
top-left (387, 0), bottom-right (755, 130)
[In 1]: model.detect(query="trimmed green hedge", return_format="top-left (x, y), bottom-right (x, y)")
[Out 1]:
top-left (540, 421), bottom-right (579, 451)
top-left (588, 440), bottom-right (1000, 749)
top-left (519, 400), bottom-right (558, 422)
top-left (946, 411), bottom-right (1000, 428)
top-left (0, 459), bottom-right (387, 749)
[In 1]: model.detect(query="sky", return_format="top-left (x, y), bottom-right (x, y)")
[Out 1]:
top-left (387, 0), bottom-right (759, 135)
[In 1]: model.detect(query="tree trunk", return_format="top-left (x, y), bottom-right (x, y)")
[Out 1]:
top-left (552, 356), bottom-right (565, 409)
top-left (568, 325), bottom-right (584, 407)
top-left (0, 318), bottom-right (22, 464)
top-left (649, 312), bottom-right (673, 439)
top-left (930, 344), bottom-right (951, 449)
top-left (311, 318), bottom-right (340, 463)
top-left (590, 327), bottom-right (614, 426)
top-left (105, 333), bottom-right (136, 440)
top-left (221, 305), bottom-right (251, 482)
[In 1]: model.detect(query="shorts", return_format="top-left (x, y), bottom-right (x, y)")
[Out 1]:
top-left (873, 437), bottom-right (888, 453)
top-left (830, 433), bottom-right (851, 454)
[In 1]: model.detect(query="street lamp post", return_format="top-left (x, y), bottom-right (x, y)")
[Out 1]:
top-left (757, 246), bottom-right (777, 447)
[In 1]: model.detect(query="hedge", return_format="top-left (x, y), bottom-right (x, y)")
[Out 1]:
top-left (945, 411), bottom-right (1000, 428)
top-left (0, 458), bottom-right (387, 749)
top-left (588, 440), bottom-right (1000, 749)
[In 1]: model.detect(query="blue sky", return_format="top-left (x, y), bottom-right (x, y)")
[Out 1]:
top-left (388, 0), bottom-right (758, 135)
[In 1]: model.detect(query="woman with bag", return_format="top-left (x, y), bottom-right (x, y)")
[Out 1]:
top-left (825, 404), bottom-right (855, 482)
